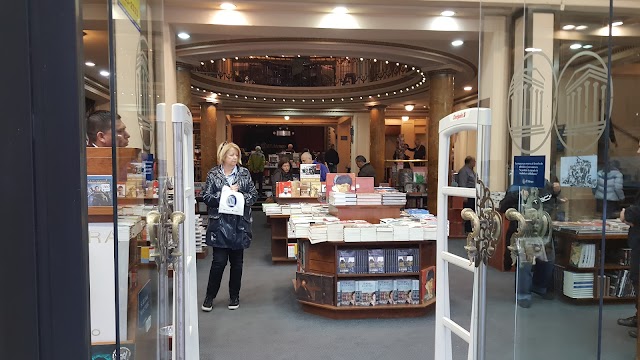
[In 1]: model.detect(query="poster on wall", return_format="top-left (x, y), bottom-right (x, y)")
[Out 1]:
top-left (513, 156), bottom-right (546, 188)
top-left (560, 155), bottom-right (598, 188)
top-left (118, 0), bottom-right (141, 31)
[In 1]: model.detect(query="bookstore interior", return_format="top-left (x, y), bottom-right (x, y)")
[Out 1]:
top-left (73, 0), bottom-right (640, 359)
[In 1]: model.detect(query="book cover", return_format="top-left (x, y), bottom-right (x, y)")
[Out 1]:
top-left (357, 280), bottom-right (378, 306)
top-left (321, 274), bottom-right (336, 305)
top-left (326, 173), bottom-right (356, 200)
top-left (339, 280), bottom-right (357, 306)
top-left (355, 177), bottom-right (375, 193)
top-left (127, 162), bottom-right (145, 179)
top-left (337, 250), bottom-right (356, 274)
top-left (116, 182), bottom-right (127, 198)
top-left (300, 163), bottom-right (321, 181)
top-left (395, 279), bottom-right (413, 305)
top-left (87, 175), bottom-right (113, 206)
top-left (276, 181), bottom-right (293, 197)
top-left (421, 266), bottom-right (436, 302)
top-left (411, 280), bottom-right (421, 304)
top-left (296, 272), bottom-right (333, 304)
top-left (377, 279), bottom-right (395, 305)
top-left (397, 249), bottom-right (415, 273)
top-left (368, 249), bottom-right (385, 274)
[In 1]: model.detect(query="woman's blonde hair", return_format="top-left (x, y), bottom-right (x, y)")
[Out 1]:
top-left (217, 142), bottom-right (242, 165)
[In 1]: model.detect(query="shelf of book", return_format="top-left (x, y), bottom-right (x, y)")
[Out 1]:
top-left (561, 294), bottom-right (635, 304)
top-left (267, 214), bottom-right (297, 263)
top-left (298, 298), bottom-right (435, 320)
top-left (337, 272), bottom-right (421, 278)
top-left (328, 204), bottom-right (403, 224)
top-left (276, 196), bottom-right (320, 204)
top-left (565, 264), bottom-right (630, 272)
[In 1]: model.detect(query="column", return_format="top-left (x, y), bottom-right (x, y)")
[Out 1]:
top-left (176, 62), bottom-right (192, 107)
top-left (200, 103), bottom-right (217, 179)
top-left (369, 105), bottom-right (386, 185)
top-left (427, 70), bottom-right (455, 215)
top-left (351, 112), bottom-right (371, 173)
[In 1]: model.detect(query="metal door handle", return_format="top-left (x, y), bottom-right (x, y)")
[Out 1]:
top-left (461, 208), bottom-right (480, 262)
top-left (505, 208), bottom-right (526, 265)
top-left (170, 211), bottom-right (186, 257)
top-left (146, 210), bottom-right (161, 247)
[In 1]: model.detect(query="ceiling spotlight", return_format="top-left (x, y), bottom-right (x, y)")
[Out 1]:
top-left (440, 10), bottom-right (456, 17)
top-left (284, 116), bottom-right (290, 120)
top-left (297, 55), bottom-right (301, 57)
top-left (85, 61), bottom-right (95, 67)
top-left (200, 61), bottom-right (205, 65)
top-left (360, 58), bottom-right (364, 61)
top-left (451, 40), bottom-right (464, 47)
top-left (570, 43), bottom-right (582, 50)
top-left (562, 25), bottom-right (576, 30)
top-left (210, 59), bottom-right (214, 63)
top-left (402, 116), bottom-right (410, 121)
top-left (99, 70), bottom-right (109, 77)
top-left (177, 32), bottom-right (190, 39)
top-left (332, 6), bottom-right (349, 14)
top-left (385, 60), bottom-right (389, 64)
top-left (235, 57), bottom-right (239, 60)
top-left (583, 44), bottom-right (594, 49)
top-left (576, 25), bottom-right (588, 30)
top-left (525, 47), bottom-right (542, 53)
top-left (373, 59), bottom-right (377, 62)
top-left (220, 2), bottom-right (237, 10)
top-left (404, 104), bottom-right (415, 111)
top-left (464, 86), bottom-right (473, 91)
top-left (612, 21), bottom-right (624, 27)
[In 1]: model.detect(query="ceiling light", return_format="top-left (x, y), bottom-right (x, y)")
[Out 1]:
top-left (220, 2), bottom-right (237, 10)
top-left (210, 59), bottom-right (214, 63)
top-left (440, 10), bottom-right (456, 17)
top-left (525, 47), bottom-right (542, 53)
top-left (373, 59), bottom-right (377, 62)
top-left (464, 86), bottom-right (473, 91)
top-left (451, 40), bottom-right (464, 47)
top-left (235, 57), bottom-right (239, 60)
top-left (284, 116), bottom-right (290, 120)
top-left (583, 44), bottom-right (593, 49)
top-left (222, 58), bottom-right (226, 61)
top-left (576, 25), bottom-right (588, 30)
top-left (200, 61), bottom-right (205, 65)
top-left (404, 104), bottom-right (415, 111)
top-left (85, 61), bottom-right (95, 67)
top-left (612, 21), bottom-right (624, 27)
top-left (570, 43), bottom-right (582, 50)
top-left (177, 32), bottom-right (190, 39)
top-left (332, 6), bottom-right (348, 14)
top-left (562, 25), bottom-right (575, 30)
top-left (99, 70), bottom-right (109, 77)
top-left (402, 116), bottom-right (410, 121)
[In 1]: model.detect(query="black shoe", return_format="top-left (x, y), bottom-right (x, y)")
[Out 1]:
top-left (228, 297), bottom-right (240, 310)
top-left (532, 290), bottom-right (555, 300)
top-left (629, 329), bottom-right (637, 338)
top-left (201, 295), bottom-right (214, 312)
top-left (517, 299), bottom-right (531, 308)
top-left (618, 315), bottom-right (637, 327)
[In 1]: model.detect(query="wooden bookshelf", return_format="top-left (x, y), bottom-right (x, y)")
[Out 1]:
top-left (555, 229), bottom-right (635, 304)
top-left (267, 214), bottom-right (297, 263)
top-left (296, 239), bottom-right (436, 319)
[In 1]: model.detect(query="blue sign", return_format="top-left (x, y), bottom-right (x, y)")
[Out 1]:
top-left (514, 156), bottom-right (545, 188)
top-left (138, 280), bottom-right (152, 333)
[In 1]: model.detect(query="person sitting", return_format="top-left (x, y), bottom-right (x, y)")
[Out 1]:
top-left (272, 158), bottom-right (294, 184)
top-left (355, 155), bottom-right (376, 180)
top-left (301, 152), bottom-right (329, 182)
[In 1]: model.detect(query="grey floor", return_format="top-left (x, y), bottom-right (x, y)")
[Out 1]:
top-left (197, 212), bottom-right (637, 360)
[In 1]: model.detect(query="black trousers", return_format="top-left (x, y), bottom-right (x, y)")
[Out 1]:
top-left (630, 242), bottom-right (640, 312)
top-left (250, 171), bottom-right (263, 194)
top-left (206, 247), bottom-right (244, 299)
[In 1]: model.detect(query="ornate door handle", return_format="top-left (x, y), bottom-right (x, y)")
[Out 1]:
top-left (170, 211), bottom-right (186, 257)
top-left (146, 210), bottom-right (161, 248)
top-left (505, 208), bottom-right (525, 266)
top-left (461, 208), bottom-right (481, 263)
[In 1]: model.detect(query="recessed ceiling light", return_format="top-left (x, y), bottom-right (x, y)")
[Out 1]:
top-left (200, 61), bottom-right (205, 65)
top-left (451, 40), bottom-right (464, 47)
top-left (562, 25), bottom-right (576, 30)
top-left (402, 116), bottom-right (410, 121)
top-left (525, 47), bottom-right (542, 53)
top-left (85, 61), bottom-right (95, 67)
top-left (464, 86), bottom-right (473, 91)
top-left (332, 6), bottom-right (348, 14)
top-left (612, 21), bottom-right (624, 27)
top-left (177, 32), bottom-right (190, 39)
top-left (570, 43), bottom-right (583, 50)
top-left (284, 116), bottom-right (290, 120)
top-left (440, 10), bottom-right (456, 17)
top-left (210, 59), bottom-right (214, 63)
top-left (583, 44), bottom-right (594, 49)
top-left (576, 25), bottom-right (588, 30)
top-left (99, 70), bottom-right (110, 77)
top-left (220, 2), bottom-right (237, 10)
top-left (404, 104), bottom-right (415, 111)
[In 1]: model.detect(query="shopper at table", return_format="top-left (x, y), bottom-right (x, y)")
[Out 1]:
top-left (272, 158), bottom-right (294, 184)
top-left (201, 142), bottom-right (258, 312)
top-left (355, 155), bottom-right (376, 181)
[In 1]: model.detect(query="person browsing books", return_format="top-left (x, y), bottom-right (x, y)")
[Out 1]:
top-left (201, 142), bottom-right (258, 312)
top-left (355, 155), bottom-right (376, 181)
top-left (271, 158), bottom-right (294, 185)
top-left (325, 144), bottom-right (340, 173)
top-left (86, 110), bottom-right (130, 147)
top-left (301, 151), bottom-right (328, 182)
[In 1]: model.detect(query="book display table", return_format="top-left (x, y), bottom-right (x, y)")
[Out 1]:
top-left (267, 214), bottom-right (297, 263)
top-left (328, 204), bottom-right (403, 224)
top-left (276, 196), bottom-right (321, 204)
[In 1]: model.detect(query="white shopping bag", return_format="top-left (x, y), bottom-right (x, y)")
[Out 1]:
top-left (219, 186), bottom-right (245, 216)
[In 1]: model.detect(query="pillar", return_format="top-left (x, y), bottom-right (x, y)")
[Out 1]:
top-left (200, 103), bottom-right (217, 179)
top-left (369, 105), bottom-right (386, 185)
top-left (351, 113), bottom-right (371, 173)
top-left (427, 71), bottom-right (455, 215)
top-left (176, 62), bottom-right (192, 108)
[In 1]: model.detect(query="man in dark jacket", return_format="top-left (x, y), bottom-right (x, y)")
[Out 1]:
top-left (356, 155), bottom-right (376, 181)
top-left (407, 139), bottom-right (426, 166)
top-left (325, 144), bottom-right (340, 173)
top-left (617, 141), bottom-right (640, 337)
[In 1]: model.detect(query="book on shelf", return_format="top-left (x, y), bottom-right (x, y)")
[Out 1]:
top-left (569, 242), bottom-right (596, 268)
top-left (287, 243), bottom-right (298, 259)
top-left (563, 271), bottom-right (594, 299)
top-left (87, 175), bottom-right (113, 206)
top-left (326, 173), bottom-right (356, 200)
top-left (421, 266), bottom-right (436, 302)
top-left (295, 272), bottom-right (335, 305)
top-left (395, 279), bottom-right (413, 305)
top-left (336, 247), bottom-right (420, 274)
top-left (368, 249), bottom-right (385, 273)
top-left (411, 280), bottom-right (421, 304)
top-left (300, 163), bottom-right (321, 181)
top-left (377, 279), bottom-right (396, 305)
top-left (355, 177), bottom-right (375, 193)
top-left (337, 250), bottom-right (357, 274)
top-left (357, 280), bottom-right (378, 306)
top-left (338, 280), bottom-right (357, 306)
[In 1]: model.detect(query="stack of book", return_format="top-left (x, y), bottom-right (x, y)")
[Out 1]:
top-left (408, 225), bottom-right (424, 241)
top-left (343, 225), bottom-right (361, 242)
top-left (337, 248), bottom-right (420, 274)
top-left (309, 225), bottom-right (328, 244)
top-left (337, 279), bottom-right (421, 306)
top-left (329, 192), bottom-right (357, 205)
top-left (376, 225), bottom-right (394, 241)
top-left (195, 214), bottom-right (207, 253)
top-left (392, 224), bottom-right (410, 241)
top-left (356, 193), bottom-right (382, 205)
top-left (569, 242), bottom-right (597, 268)
top-left (563, 271), bottom-right (594, 299)
top-left (359, 224), bottom-right (377, 241)
top-left (327, 223), bottom-right (344, 241)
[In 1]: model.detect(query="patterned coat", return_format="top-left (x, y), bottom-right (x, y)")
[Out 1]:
top-left (203, 165), bottom-right (258, 250)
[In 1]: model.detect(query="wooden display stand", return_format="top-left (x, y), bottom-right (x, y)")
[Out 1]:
top-left (268, 214), bottom-right (297, 263)
top-left (276, 196), bottom-right (320, 204)
top-left (555, 229), bottom-right (634, 304)
top-left (297, 239), bottom-right (436, 319)
top-left (328, 204), bottom-right (403, 224)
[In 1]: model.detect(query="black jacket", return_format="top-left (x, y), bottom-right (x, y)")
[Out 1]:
top-left (272, 168), bottom-right (293, 185)
top-left (325, 149), bottom-right (340, 166)
top-left (624, 194), bottom-right (640, 248)
top-left (203, 165), bottom-right (258, 250)
top-left (357, 163), bottom-right (376, 180)
top-left (408, 144), bottom-right (426, 160)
